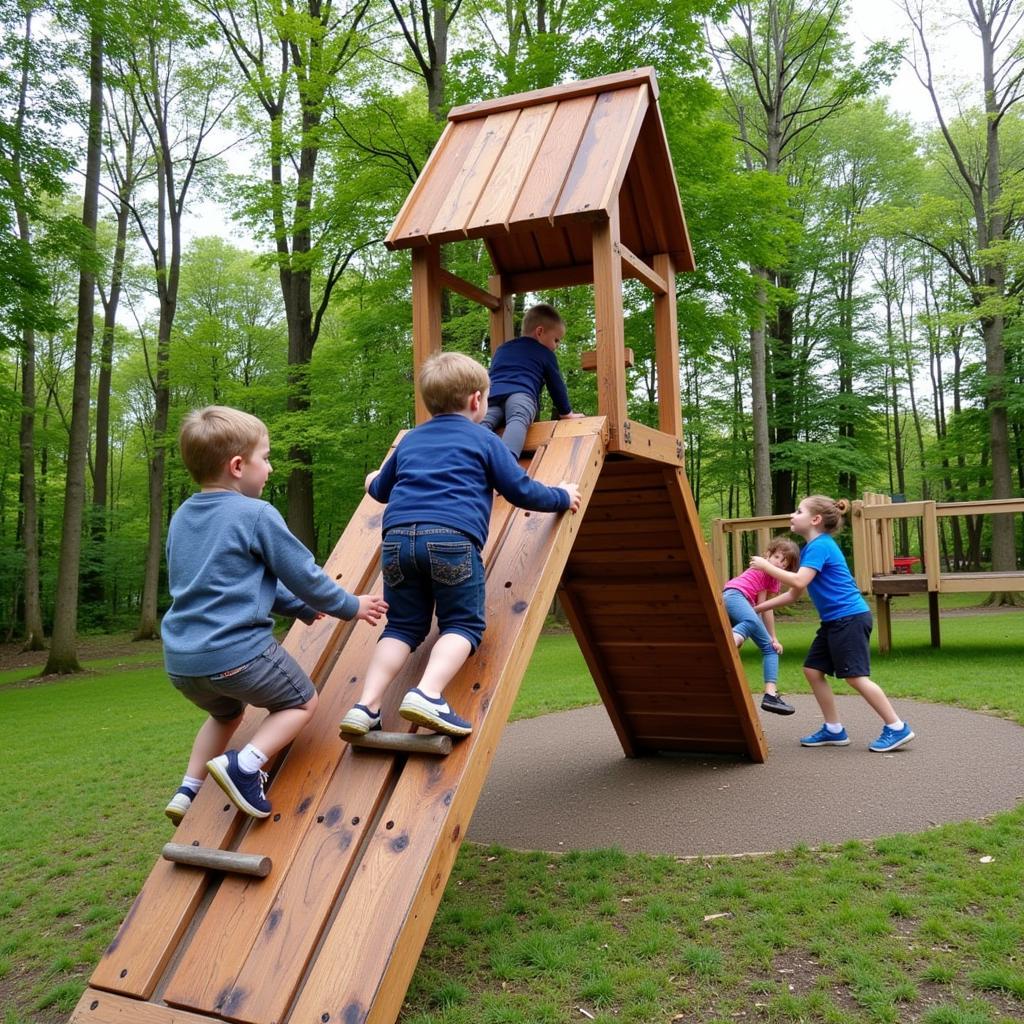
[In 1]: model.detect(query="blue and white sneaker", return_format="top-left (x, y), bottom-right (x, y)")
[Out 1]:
top-left (165, 786), bottom-right (197, 825)
top-left (339, 704), bottom-right (383, 736)
top-left (399, 688), bottom-right (473, 737)
top-left (206, 750), bottom-right (271, 818)
top-left (869, 722), bottom-right (914, 752)
top-left (800, 724), bottom-right (850, 747)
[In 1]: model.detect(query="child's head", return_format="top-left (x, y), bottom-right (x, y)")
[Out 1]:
top-left (795, 495), bottom-right (851, 535)
top-left (179, 406), bottom-right (268, 485)
top-left (765, 536), bottom-right (800, 571)
top-left (522, 303), bottom-right (565, 352)
top-left (420, 352), bottom-right (489, 416)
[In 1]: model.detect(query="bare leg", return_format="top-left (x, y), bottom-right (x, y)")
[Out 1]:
top-left (416, 633), bottom-right (472, 699)
top-left (249, 691), bottom-right (319, 760)
top-left (843, 675), bottom-right (900, 725)
top-left (356, 637), bottom-right (413, 710)
top-left (803, 666), bottom-right (839, 723)
top-left (186, 714), bottom-right (243, 779)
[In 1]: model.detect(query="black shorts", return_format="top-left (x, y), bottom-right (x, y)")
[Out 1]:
top-left (804, 611), bottom-right (873, 679)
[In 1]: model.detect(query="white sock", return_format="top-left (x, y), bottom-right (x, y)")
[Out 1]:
top-left (182, 775), bottom-right (203, 795)
top-left (825, 722), bottom-right (844, 734)
top-left (888, 719), bottom-right (904, 731)
top-left (237, 744), bottom-right (268, 774)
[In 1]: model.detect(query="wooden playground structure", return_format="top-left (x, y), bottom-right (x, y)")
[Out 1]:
top-left (711, 494), bottom-right (1024, 652)
top-left (71, 69), bottom-right (764, 1024)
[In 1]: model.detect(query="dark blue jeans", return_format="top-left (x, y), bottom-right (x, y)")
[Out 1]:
top-left (380, 524), bottom-right (486, 652)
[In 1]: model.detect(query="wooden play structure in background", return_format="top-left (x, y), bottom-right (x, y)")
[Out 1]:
top-left (70, 68), bottom-right (764, 1024)
top-left (712, 495), bottom-right (1024, 652)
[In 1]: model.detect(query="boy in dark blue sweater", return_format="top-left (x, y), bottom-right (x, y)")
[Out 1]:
top-left (482, 302), bottom-right (585, 458)
top-left (340, 352), bottom-right (581, 738)
top-left (162, 406), bottom-right (387, 823)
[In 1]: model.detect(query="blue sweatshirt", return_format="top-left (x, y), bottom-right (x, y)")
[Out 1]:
top-left (369, 414), bottom-right (571, 548)
top-left (487, 336), bottom-right (573, 416)
top-left (161, 490), bottom-right (359, 676)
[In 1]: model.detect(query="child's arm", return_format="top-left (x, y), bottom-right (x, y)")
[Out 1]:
top-left (754, 587), bottom-right (801, 614)
top-left (489, 440), bottom-right (581, 513)
top-left (543, 354), bottom-right (578, 419)
top-left (749, 556), bottom-right (817, 591)
top-left (757, 594), bottom-right (781, 653)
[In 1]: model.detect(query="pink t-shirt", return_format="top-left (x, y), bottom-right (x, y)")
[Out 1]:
top-left (724, 567), bottom-right (780, 605)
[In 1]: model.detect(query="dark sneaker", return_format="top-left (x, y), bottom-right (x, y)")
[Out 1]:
top-left (339, 704), bottom-right (383, 736)
top-left (206, 750), bottom-right (271, 818)
top-left (399, 688), bottom-right (473, 737)
top-left (761, 692), bottom-right (796, 716)
top-left (869, 722), bottom-right (915, 752)
top-left (165, 786), bottom-right (196, 825)
top-left (800, 724), bottom-right (850, 747)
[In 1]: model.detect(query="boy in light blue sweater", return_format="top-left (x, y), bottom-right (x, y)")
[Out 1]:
top-left (340, 352), bottom-right (581, 739)
top-left (161, 406), bottom-right (386, 823)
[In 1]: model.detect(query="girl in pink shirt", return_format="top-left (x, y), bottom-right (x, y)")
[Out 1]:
top-left (722, 537), bottom-right (800, 714)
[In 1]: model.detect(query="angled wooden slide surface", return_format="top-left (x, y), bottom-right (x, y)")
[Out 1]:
top-left (70, 419), bottom-right (606, 1024)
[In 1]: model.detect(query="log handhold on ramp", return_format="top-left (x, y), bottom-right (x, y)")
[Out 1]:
top-left (340, 729), bottom-right (453, 756)
top-left (162, 843), bottom-right (272, 878)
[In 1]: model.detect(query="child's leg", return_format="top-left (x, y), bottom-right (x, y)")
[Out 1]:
top-left (499, 392), bottom-right (539, 458)
top-left (803, 666), bottom-right (839, 722)
top-left (356, 637), bottom-right (413, 710)
top-left (481, 398), bottom-right (505, 434)
top-left (248, 690), bottom-right (319, 762)
top-left (843, 676), bottom-right (900, 725)
top-left (416, 633), bottom-right (473, 698)
top-left (185, 713), bottom-right (243, 779)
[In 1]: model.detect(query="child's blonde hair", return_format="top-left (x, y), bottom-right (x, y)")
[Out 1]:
top-left (801, 495), bottom-right (852, 535)
top-left (420, 352), bottom-right (489, 415)
top-left (179, 406), bottom-right (267, 484)
top-left (765, 536), bottom-right (800, 571)
top-left (521, 302), bottom-right (564, 336)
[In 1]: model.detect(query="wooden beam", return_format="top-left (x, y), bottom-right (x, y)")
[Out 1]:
top-left (162, 844), bottom-right (272, 878)
top-left (488, 273), bottom-right (514, 354)
top-left (580, 347), bottom-right (633, 371)
top-left (343, 731), bottom-right (453, 756)
top-left (437, 268), bottom-right (501, 310)
top-left (592, 204), bottom-right (628, 438)
top-left (411, 246), bottom-right (442, 425)
top-left (617, 243), bottom-right (667, 294)
top-left (447, 67), bottom-right (657, 121)
top-left (506, 263), bottom-right (594, 292)
top-left (607, 419), bottom-right (684, 467)
top-left (653, 253), bottom-right (680, 438)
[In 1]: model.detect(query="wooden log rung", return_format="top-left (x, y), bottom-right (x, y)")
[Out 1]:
top-left (341, 730), bottom-right (453, 756)
top-left (162, 843), bottom-right (272, 878)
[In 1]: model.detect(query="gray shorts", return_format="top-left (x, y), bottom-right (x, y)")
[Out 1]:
top-left (169, 641), bottom-right (315, 721)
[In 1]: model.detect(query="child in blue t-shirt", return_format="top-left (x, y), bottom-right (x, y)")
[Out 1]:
top-left (162, 406), bottom-right (387, 824)
top-left (750, 494), bottom-right (915, 753)
top-left (340, 351), bottom-right (582, 739)
top-left (482, 302), bottom-right (585, 458)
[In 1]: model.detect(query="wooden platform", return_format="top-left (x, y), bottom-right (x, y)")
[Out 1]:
top-left (70, 419), bottom-right (764, 1024)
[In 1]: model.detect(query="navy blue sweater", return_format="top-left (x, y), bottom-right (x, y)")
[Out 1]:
top-left (161, 490), bottom-right (359, 676)
top-left (369, 414), bottom-right (571, 548)
top-left (487, 336), bottom-right (573, 416)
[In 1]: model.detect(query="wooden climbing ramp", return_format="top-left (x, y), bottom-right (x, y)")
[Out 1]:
top-left (71, 66), bottom-right (766, 1024)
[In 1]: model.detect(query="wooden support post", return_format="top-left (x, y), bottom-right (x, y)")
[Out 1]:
top-left (342, 731), bottom-right (454, 756)
top-left (710, 519), bottom-right (726, 586)
top-left (928, 591), bottom-right (941, 648)
top-left (592, 203), bottom-right (628, 442)
top-left (875, 595), bottom-right (892, 654)
top-left (411, 245), bottom-right (442, 424)
top-left (653, 253), bottom-right (681, 439)
top-left (488, 273), bottom-right (514, 354)
top-left (162, 844), bottom-right (272, 878)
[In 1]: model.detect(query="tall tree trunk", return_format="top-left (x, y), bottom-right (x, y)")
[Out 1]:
top-left (770, 284), bottom-right (794, 513)
top-left (749, 271), bottom-right (771, 515)
top-left (44, 26), bottom-right (103, 674)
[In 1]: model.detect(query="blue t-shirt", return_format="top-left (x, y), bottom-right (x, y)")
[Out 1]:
top-left (799, 534), bottom-right (869, 622)
top-left (161, 491), bottom-right (360, 676)
top-left (487, 336), bottom-right (573, 416)
top-left (369, 413), bottom-right (571, 549)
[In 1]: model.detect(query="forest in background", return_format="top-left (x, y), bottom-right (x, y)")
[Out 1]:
top-left (1, 0), bottom-right (1022, 667)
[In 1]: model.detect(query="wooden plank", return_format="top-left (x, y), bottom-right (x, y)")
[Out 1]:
top-left (555, 87), bottom-right (648, 223)
top-left (936, 498), bottom-right (1024, 515)
top-left (465, 102), bottom-right (558, 235)
top-left (653, 254), bottom-right (681, 438)
top-left (488, 274), bottom-right (514, 354)
top-left (71, 988), bottom-right (215, 1024)
top-left (923, 501), bottom-right (940, 591)
top-left (411, 246), bottom-right (441, 425)
top-left (616, 691), bottom-right (739, 718)
top-left (617, 243), bottom-right (667, 294)
top-left (580, 347), bottom-right (634, 372)
top-left (559, 583), bottom-right (635, 757)
top-left (608, 418), bottom-right (684, 466)
top-left (505, 262), bottom-right (594, 292)
top-left (633, 735), bottom-right (750, 755)
top-left (387, 120), bottom-right (484, 248)
top-left (875, 595), bottom-right (892, 654)
top-left (437, 269), bottom-right (501, 310)
top-left (940, 573), bottom-right (1024, 593)
top-left (427, 109), bottom-right (521, 242)
top-left (509, 95), bottom-right (596, 231)
top-left (592, 203), bottom-right (628, 435)
top-left (628, 712), bottom-right (748, 741)
top-left (448, 67), bottom-right (657, 121)
top-left (639, 103), bottom-right (694, 269)
top-left (286, 426), bottom-right (606, 1024)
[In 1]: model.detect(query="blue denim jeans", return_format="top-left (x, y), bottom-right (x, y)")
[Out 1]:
top-left (723, 588), bottom-right (779, 684)
top-left (380, 524), bottom-right (486, 652)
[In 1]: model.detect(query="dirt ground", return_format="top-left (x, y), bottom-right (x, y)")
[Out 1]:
top-left (0, 633), bottom-right (164, 674)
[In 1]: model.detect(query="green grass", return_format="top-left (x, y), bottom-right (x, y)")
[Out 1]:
top-left (2, 613), bottom-right (1023, 1023)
